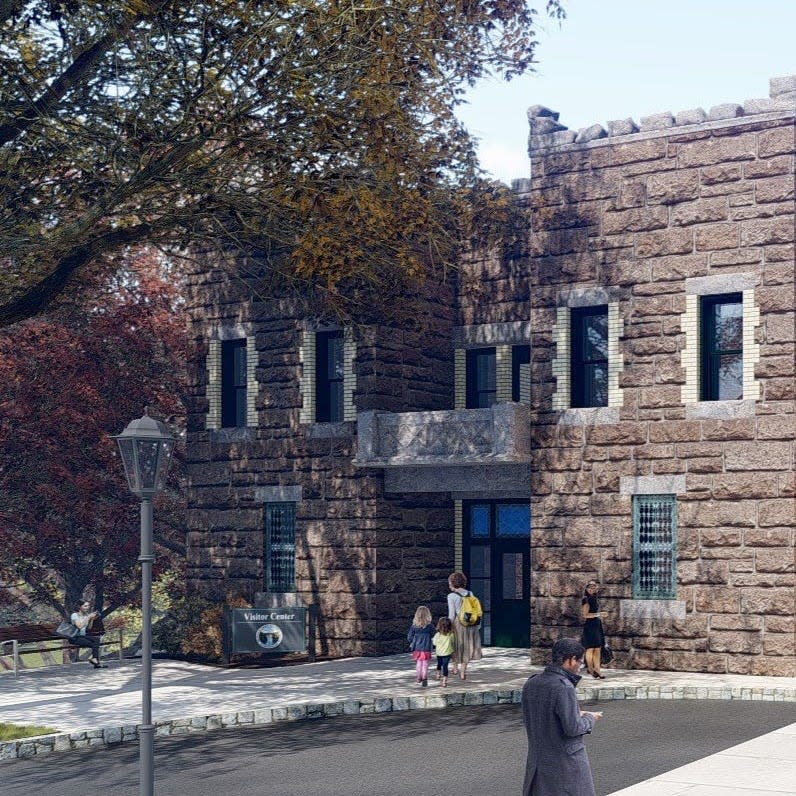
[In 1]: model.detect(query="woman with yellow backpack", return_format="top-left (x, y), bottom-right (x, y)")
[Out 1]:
top-left (447, 571), bottom-right (482, 681)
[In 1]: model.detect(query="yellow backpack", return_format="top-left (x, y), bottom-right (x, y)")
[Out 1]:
top-left (458, 591), bottom-right (483, 626)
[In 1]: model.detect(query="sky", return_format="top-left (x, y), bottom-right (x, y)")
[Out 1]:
top-left (458, 0), bottom-right (796, 184)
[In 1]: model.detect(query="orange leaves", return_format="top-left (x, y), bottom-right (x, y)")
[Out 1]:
top-left (2, 0), bottom-right (559, 326)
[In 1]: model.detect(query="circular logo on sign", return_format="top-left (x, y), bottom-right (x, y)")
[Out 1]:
top-left (255, 623), bottom-right (283, 650)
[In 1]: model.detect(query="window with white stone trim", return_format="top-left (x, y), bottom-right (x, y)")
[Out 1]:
top-left (206, 330), bottom-right (257, 430)
top-left (551, 301), bottom-right (623, 411)
top-left (299, 327), bottom-right (356, 424)
top-left (680, 276), bottom-right (760, 406)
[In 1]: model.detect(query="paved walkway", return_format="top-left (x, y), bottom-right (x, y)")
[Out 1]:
top-left (1, 649), bottom-right (794, 793)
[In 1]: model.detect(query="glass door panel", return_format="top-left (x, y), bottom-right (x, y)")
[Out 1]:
top-left (469, 545), bottom-right (491, 646)
top-left (464, 500), bottom-right (530, 648)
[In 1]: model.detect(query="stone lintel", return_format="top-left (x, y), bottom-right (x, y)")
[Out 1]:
top-left (384, 464), bottom-right (531, 494)
top-left (210, 427), bottom-right (256, 444)
top-left (620, 599), bottom-right (687, 620)
top-left (213, 323), bottom-right (250, 341)
top-left (558, 287), bottom-right (612, 308)
top-left (307, 421), bottom-right (355, 439)
top-left (620, 475), bottom-right (686, 495)
top-left (685, 400), bottom-right (756, 420)
top-left (254, 592), bottom-right (306, 609)
top-left (451, 491), bottom-right (530, 500)
top-left (558, 407), bottom-right (620, 426)
top-left (454, 321), bottom-right (531, 348)
top-left (254, 485), bottom-right (303, 503)
top-left (685, 273), bottom-right (757, 295)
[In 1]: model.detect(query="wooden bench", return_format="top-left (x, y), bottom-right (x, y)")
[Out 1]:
top-left (0, 622), bottom-right (124, 677)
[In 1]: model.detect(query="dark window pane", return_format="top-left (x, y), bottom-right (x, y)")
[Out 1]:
top-left (233, 344), bottom-right (247, 386)
top-left (714, 302), bottom-right (743, 350)
top-left (470, 505), bottom-right (490, 537)
top-left (496, 504), bottom-right (530, 536)
top-left (327, 334), bottom-right (344, 379)
top-left (718, 354), bottom-right (743, 400)
top-left (466, 348), bottom-right (497, 409)
top-left (316, 330), bottom-right (345, 422)
top-left (700, 294), bottom-right (743, 401)
top-left (469, 546), bottom-right (490, 579)
top-left (501, 553), bottom-right (524, 600)
top-left (571, 306), bottom-right (608, 408)
top-left (221, 339), bottom-right (247, 427)
top-left (584, 313), bottom-right (609, 360)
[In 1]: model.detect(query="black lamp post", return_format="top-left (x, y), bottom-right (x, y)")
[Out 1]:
top-left (114, 409), bottom-right (175, 796)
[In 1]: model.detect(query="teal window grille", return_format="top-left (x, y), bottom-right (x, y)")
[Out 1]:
top-left (265, 503), bottom-right (296, 592)
top-left (632, 495), bottom-right (677, 599)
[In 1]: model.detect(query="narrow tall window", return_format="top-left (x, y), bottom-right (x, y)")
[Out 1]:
top-left (571, 306), bottom-right (608, 408)
top-left (221, 339), bottom-right (247, 427)
top-left (265, 503), bottom-right (296, 592)
top-left (511, 345), bottom-right (530, 402)
top-left (700, 294), bottom-right (742, 401)
top-left (632, 495), bottom-right (677, 599)
top-left (466, 347), bottom-right (497, 408)
top-left (316, 330), bottom-right (344, 422)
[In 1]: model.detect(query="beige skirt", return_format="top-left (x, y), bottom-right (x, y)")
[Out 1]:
top-left (452, 618), bottom-right (482, 665)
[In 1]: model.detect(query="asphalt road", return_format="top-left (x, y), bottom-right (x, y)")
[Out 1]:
top-left (3, 699), bottom-right (794, 796)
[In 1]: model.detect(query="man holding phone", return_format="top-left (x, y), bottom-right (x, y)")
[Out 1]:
top-left (521, 637), bottom-right (602, 795)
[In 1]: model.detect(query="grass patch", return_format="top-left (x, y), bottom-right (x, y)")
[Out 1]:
top-left (0, 722), bottom-right (58, 741)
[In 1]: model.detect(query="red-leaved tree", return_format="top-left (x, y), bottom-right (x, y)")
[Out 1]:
top-left (0, 248), bottom-right (187, 619)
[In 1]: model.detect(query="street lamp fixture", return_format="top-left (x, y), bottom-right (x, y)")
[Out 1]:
top-left (114, 408), bottom-right (175, 796)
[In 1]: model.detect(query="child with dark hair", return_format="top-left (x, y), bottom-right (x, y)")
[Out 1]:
top-left (432, 616), bottom-right (455, 687)
top-left (407, 605), bottom-right (435, 687)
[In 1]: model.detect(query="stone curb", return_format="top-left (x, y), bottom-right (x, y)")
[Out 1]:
top-left (2, 684), bottom-right (795, 761)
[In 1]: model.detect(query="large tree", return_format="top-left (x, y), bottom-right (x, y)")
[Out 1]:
top-left (0, 248), bottom-right (186, 617)
top-left (0, 0), bottom-right (562, 327)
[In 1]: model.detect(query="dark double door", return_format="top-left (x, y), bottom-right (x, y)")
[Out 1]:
top-left (463, 501), bottom-right (531, 648)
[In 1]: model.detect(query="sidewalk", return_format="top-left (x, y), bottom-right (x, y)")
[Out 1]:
top-left (1, 648), bottom-right (794, 793)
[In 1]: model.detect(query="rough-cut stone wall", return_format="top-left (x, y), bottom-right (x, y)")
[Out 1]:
top-left (527, 80), bottom-right (795, 676)
top-left (183, 267), bottom-right (456, 657)
top-left (457, 227), bottom-right (531, 328)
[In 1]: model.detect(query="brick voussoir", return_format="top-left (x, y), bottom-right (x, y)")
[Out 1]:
top-left (2, 684), bottom-right (795, 761)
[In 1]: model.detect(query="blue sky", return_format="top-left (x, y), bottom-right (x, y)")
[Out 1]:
top-left (458, 0), bottom-right (796, 184)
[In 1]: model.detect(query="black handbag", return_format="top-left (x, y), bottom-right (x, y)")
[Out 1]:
top-left (55, 620), bottom-right (80, 639)
top-left (600, 644), bottom-right (613, 665)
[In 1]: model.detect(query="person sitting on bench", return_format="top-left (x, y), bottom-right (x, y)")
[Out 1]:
top-left (70, 601), bottom-right (106, 669)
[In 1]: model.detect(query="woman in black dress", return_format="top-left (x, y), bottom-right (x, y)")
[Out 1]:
top-left (581, 580), bottom-right (605, 678)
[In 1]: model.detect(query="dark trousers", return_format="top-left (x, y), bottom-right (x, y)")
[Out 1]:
top-left (71, 634), bottom-right (100, 659)
top-left (436, 655), bottom-right (451, 677)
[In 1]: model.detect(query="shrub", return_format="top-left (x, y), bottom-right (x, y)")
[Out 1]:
top-left (152, 593), bottom-right (250, 661)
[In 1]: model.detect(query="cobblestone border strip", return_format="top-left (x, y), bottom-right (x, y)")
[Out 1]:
top-left (2, 685), bottom-right (794, 761)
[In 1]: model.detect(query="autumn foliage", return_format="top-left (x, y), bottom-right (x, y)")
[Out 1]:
top-left (0, 249), bottom-right (187, 618)
top-left (0, 0), bottom-right (563, 327)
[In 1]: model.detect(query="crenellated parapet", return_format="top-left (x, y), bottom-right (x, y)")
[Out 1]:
top-left (528, 74), bottom-right (796, 153)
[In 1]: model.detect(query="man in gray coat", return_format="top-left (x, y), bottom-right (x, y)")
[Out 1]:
top-left (522, 638), bottom-right (602, 796)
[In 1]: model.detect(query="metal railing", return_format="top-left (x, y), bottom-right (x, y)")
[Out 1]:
top-left (0, 629), bottom-right (125, 678)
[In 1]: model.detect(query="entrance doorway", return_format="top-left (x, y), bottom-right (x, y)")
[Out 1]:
top-left (463, 500), bottom-right (531, 647)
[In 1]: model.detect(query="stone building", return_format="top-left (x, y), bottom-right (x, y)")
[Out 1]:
top-left (184, 75), bottom-right (795, 674)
